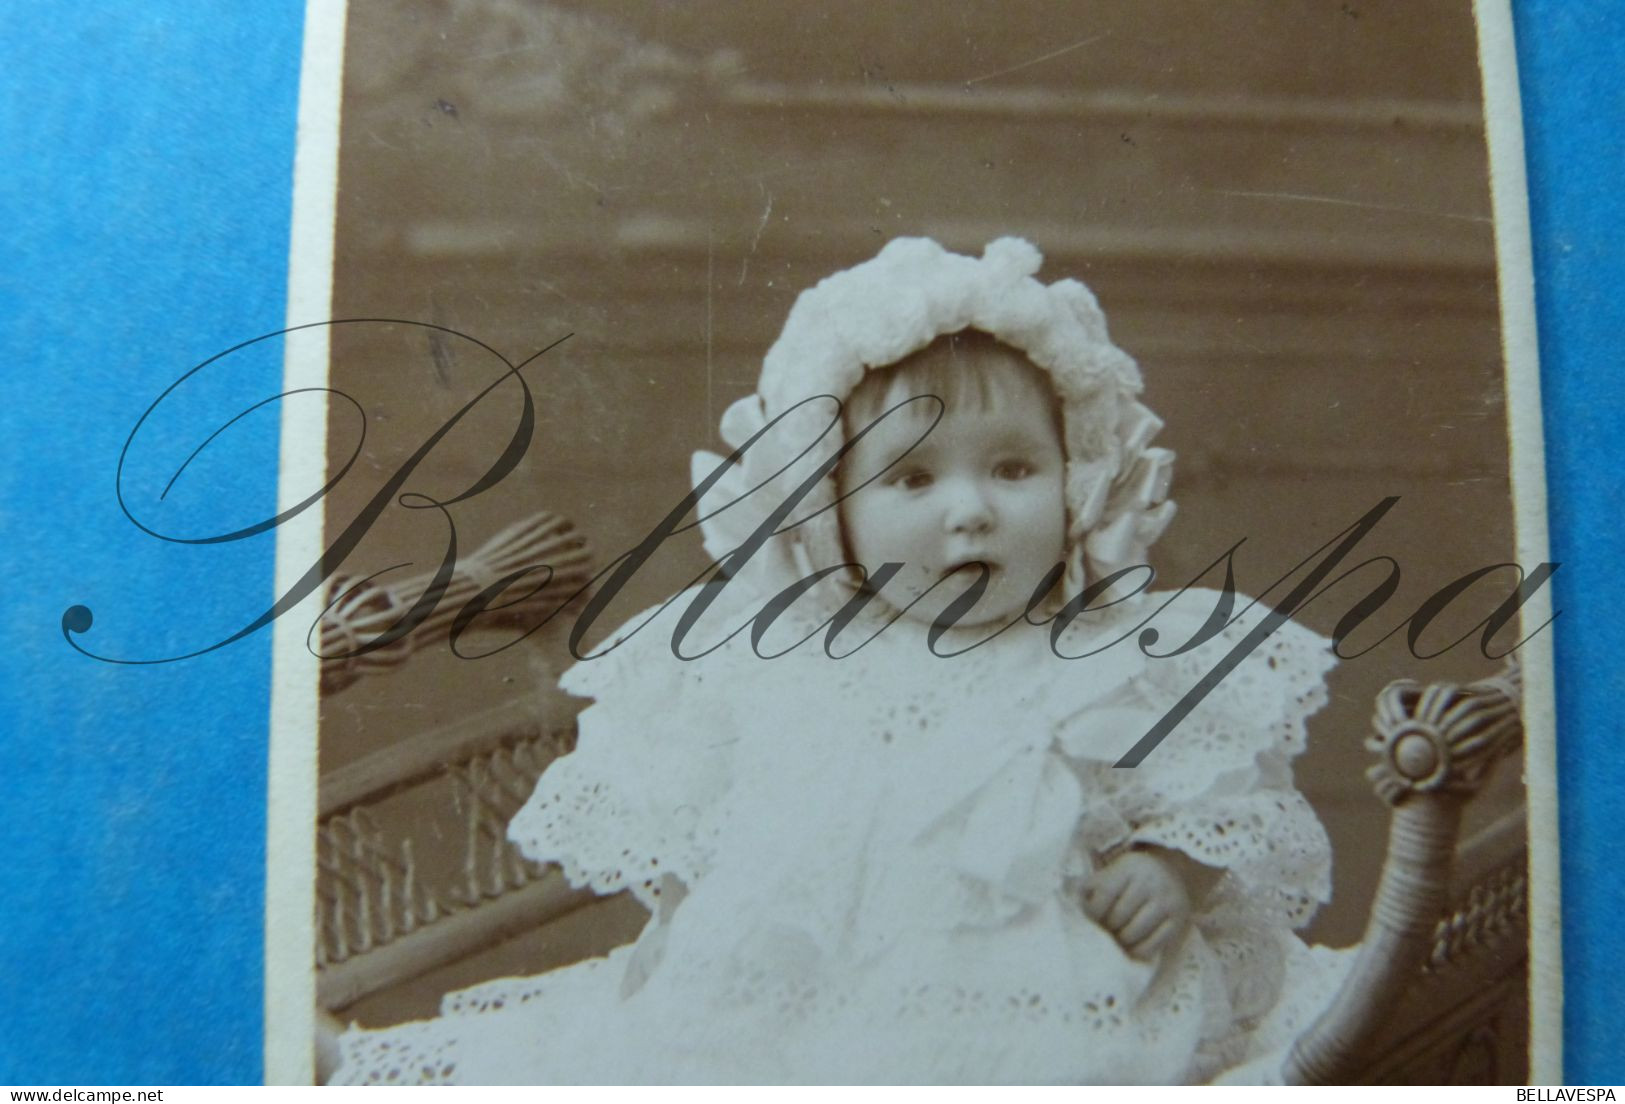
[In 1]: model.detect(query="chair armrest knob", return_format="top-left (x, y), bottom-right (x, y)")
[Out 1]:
top-left (1367, 659), bottom-right (1523, 804)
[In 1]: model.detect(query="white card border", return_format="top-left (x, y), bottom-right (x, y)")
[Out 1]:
top-left (266, 0), bottom-right (349, 1085)
top-left (1475, 0), bottom-right (1562, 1083)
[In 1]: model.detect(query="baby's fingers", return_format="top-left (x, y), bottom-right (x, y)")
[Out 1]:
top-left (1126, 917), bottom-right (1176, 961)
top-left (1104, 883), bottom-right (1149, 932)
top-left (1117, 897), bottom-right (1167, 946)
top-left (1080, 869), bottom-right (1129, 922)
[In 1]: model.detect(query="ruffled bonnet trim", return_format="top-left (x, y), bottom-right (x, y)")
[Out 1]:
top-left (689, 237), bottom-right (1176, 607)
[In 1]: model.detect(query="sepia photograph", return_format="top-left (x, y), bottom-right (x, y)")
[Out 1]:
top-left (278, 0), bottom-right (1557, 1084)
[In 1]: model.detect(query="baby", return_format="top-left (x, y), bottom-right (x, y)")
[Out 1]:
top-left (837, 331), bottom-right (1211, 964)
top-left (335, 238), bottom-right (1340, 1085)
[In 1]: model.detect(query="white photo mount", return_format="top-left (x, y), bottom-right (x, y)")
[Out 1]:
top-left (267, 0), bottom-right (1559, 1084)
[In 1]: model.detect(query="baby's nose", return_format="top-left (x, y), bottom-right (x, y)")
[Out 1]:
top-left (943, 480), bottom-right (994, 534)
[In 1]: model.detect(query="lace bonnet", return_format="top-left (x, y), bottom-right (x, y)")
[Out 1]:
top-left (691, 236), bottom-right (1177, 605)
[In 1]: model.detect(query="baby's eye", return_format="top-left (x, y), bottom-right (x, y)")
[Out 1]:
top-left (895, 470), bottom-right (934, 490)
top-left (993, 460), bottom-right (1035, 481)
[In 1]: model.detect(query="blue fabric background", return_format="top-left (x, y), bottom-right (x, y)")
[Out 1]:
top-left (1, 4), bottom-right (300, 1084)
top-left (1514, 3), bottom-right (1625, 1085)
top-left (0, 1), bottom-right (1617, 1085)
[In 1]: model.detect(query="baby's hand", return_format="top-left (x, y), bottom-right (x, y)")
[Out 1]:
top-left (1080, 849), bottom-right (1193, 961)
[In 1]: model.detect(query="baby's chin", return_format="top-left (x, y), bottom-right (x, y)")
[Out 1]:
top-left (873, 574), bottom-right (1034, 631)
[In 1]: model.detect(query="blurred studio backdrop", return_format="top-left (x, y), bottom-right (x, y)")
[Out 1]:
top-left (313, 0), bottom-right (1527, 1063)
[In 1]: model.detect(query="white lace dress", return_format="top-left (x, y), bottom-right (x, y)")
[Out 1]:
top-left (335, 586), bottom-right (1349, 1085)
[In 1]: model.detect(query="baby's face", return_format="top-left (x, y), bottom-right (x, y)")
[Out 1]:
top-left (837, 379), bottom-right (1067, 627)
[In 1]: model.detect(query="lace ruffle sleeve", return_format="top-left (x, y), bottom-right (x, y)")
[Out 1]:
top-left (1053, 590), bottom-right (1336, 928)
top-left (506, 593), bottom-right (742, 909)
top-left (1048, 591), bottom-right (1337, 1037)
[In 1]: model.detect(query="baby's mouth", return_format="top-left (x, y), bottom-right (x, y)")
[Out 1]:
top-left (939, 558), bottom-right (999, 582)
